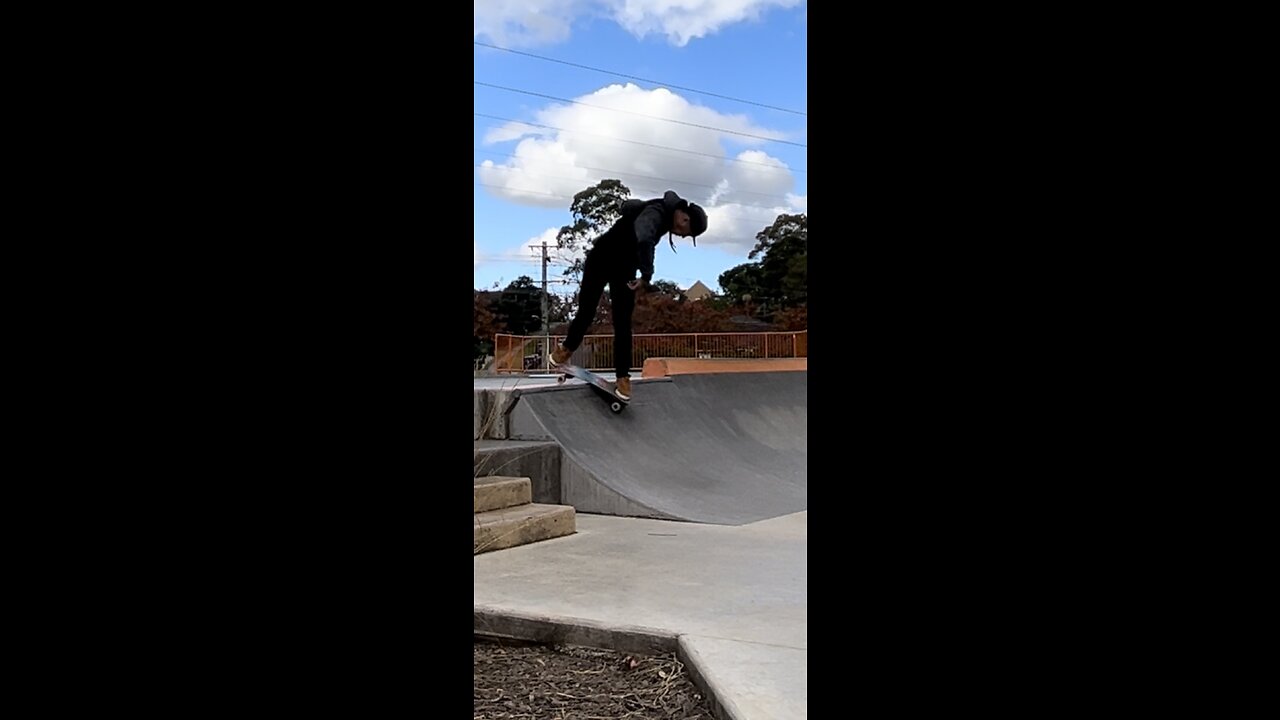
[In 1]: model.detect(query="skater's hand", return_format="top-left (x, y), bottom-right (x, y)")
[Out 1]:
top-left (628, 279), bottom-right (646, 292)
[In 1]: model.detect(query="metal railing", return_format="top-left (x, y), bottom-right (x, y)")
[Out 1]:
top-left (493, 330), bottom-right (808, 374)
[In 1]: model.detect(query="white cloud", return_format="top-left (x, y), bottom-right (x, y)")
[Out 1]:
top-left (472, 227), bottom-right (588, 293)
top-left (477, 83), bottom-right (804, 252)
top-left (477, 137), bottom-right (593, 209)
top-left (703, 201), bottom-right (804, 257)
top-left (474, 0), bottom-right (803, 48)
top-left (474, 0), bottom-right (588, 48)
top-left (512, 227), bottom-right (588, 289)
top-left (717, 150), bottom-right (795, 206)
top-left (608, 0), bottom-right (804, 47)
top-left (505, 227), bottom-right (564, 262)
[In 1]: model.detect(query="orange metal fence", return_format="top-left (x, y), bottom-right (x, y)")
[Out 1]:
top-left (493, 331), bottom-right (808, 373)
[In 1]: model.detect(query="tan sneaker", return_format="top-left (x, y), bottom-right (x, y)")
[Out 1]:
top-left (615, 376), bottom-right (631, 400)
top-left (551, 345), bottom-right (572, 366)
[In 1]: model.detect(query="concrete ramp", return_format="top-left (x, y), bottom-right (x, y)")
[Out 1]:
top-left (510, 372), bottom-right (806, 525)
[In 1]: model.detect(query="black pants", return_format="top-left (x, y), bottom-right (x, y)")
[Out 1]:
top-left (562, 248), bottom-right (635, 378)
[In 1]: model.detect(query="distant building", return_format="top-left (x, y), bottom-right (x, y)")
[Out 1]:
top-left (684, 280), bottom-right (714, 301)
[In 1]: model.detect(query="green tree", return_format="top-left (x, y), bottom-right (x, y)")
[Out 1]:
top-left (648, 279), bottom-right (684, 300)
top-left (718, 213), bottom-right (807, 319)
top-left (718, 263), bottom-right (767, 305)
top-left (760, 233), bottom-right (807, 309)
top-left (546, 291), bottom-right (572, 327)
top-left (473, 292), bottom-right (503, 361)
top-left (750, 213), bottom-right (807, 310)
top-left (748, 213), bottom-right (807, 261)
top-left (494, 276), bottom-right (544, 336)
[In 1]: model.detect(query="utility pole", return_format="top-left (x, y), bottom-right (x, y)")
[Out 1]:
top-left (540, 241), bottom-right (550, 373)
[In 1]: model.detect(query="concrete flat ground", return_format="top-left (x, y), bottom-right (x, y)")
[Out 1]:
top-left (474, 511), bottom-right (807, 720)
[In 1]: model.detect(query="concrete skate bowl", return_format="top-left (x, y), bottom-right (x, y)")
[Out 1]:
top-left (508, 371), bottom-right (806, 525)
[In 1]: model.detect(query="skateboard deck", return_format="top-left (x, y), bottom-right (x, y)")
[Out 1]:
top-left (553, 362), bottom-right (629, 414)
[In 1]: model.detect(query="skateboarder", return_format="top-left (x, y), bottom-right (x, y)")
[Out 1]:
top-left (550, 190), bottom-right (708, 400)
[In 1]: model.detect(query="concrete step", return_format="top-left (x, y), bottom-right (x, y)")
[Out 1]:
top-left (474, 503), bottom-right (576, 555)
top-left (474, 476), bottom-right (533, 514)
top-left (474, 440), bottom-right (561, 504)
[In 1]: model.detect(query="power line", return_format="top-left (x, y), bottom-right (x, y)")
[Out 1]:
top-left (474, 182), bottom-right (798, 225)
top-left (475, 81), bottom-right (806, 148)
top-left (474, 153), bottom-right (796, 203)
top-left (474, 40), bottom-right (806, 117)
top-left (475, 182), bottom-right (567, 200)
top-left (474, 113), bottom-right (805, 174)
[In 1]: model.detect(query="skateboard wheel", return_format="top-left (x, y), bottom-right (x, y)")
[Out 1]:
top-left (610, 401), bottom-right (623, 413)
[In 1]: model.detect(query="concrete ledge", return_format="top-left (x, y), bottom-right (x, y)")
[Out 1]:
top-left (473, 476), bottom-right (532, 513)
top-left (642, 357), bottom-right (807, 378)
top-left (474, 606), bottom-right (677, 657)
top-left (474, 440), bottom-right (561, 504)
top-left (474, 504), bottom-right (576, 554)
top-left (472, 607), bottom-right (737, 720)
top-left (676, 638), bottom-right (740, 720)
top-left (680, 635), bottom-right (803, 720)
top-left (474, 388), bottom-right (522, 439)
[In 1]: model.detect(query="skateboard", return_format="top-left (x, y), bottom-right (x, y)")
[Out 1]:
top-left (553, 362), bottom-right (630, 414)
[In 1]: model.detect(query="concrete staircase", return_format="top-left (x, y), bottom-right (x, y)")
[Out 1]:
top-left (474, 440), bottom-right (561, 504)
top-left (474, 476), bottom-right (576, 555)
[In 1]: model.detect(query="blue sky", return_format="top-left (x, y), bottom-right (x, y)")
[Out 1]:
top-left (474, 0), bottom-right (807, 297)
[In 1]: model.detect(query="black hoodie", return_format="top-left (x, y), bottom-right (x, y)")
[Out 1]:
top-left (601, 190), bottom-right (690, 284)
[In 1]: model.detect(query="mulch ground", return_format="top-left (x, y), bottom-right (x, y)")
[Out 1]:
top-left (473, 636), bottom-right (717, 719)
